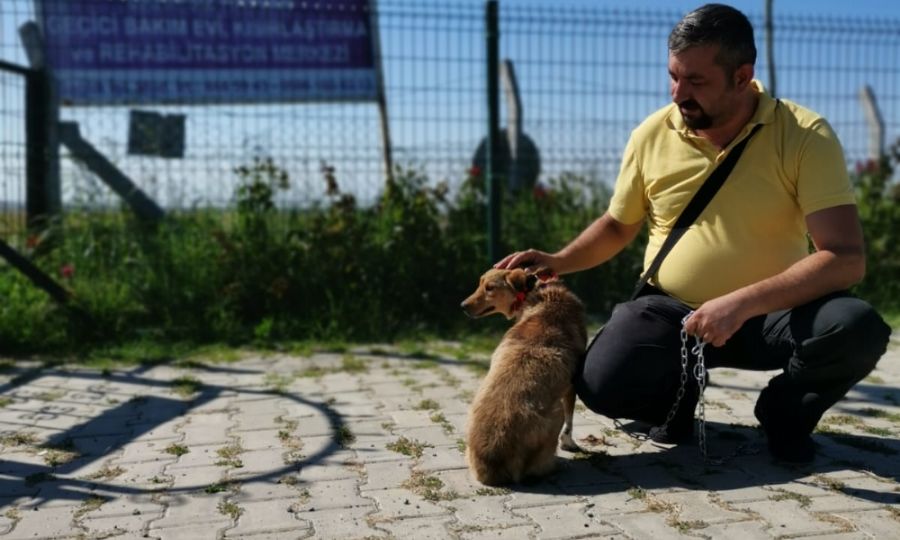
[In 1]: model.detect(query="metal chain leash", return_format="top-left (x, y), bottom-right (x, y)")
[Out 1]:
top-left (617, 311), bottom-right (760, 463)
top-left (666, 311), bottom-right (757, 464)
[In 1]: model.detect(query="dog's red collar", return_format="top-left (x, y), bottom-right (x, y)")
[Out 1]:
top-left (510, 271), bottom-right (556, 313)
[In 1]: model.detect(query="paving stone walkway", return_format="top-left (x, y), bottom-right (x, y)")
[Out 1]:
top-left (1, 334), bottom-right (898, 539)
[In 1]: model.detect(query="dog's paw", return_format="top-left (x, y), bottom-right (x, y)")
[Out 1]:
top-left (558, 434), bottom-right (581, 453)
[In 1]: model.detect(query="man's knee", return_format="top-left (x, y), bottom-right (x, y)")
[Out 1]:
top-left (575, 301), bottom-right (685, 422)
top-left (791, 295), bottom-right (891, 383)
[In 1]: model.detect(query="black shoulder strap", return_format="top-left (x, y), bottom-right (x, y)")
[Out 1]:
top-left (630, 121), bottom-right (765, 300)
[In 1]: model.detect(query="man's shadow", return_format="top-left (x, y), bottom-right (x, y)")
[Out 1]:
top-left (509, 417), bottom-right (899, 505)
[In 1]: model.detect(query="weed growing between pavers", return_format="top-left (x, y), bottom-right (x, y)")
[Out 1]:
top-left (340, 354), bottom-right (368, 373)
top-left (627, 485), bottom-right (706, 535)
top-left (216, 442), bottom-right (245, 468)
top-left (812, 474), bottom-right (847, 491)
top-left (264, 373), bottom-right (292, 393)
top-left (474, 487), bottom-right (511, 496)
top-left (84, 464), bottom-right (126, 480)
top-left (571, 450), bottom-right (611, 471)
top-left (859, 407), bottom-right (900, 423)
top-left (386, 436), bottom-right (431, 458)
top-left (768, 488), bottom-right (812, 508)
top-left (40, 439), bottom-right (80, 466)
top-left (164, 443), bottom-right (189, 456)
top-left (218, 500), bottom-right (243, 519)
top-left (414, 399), bottom-right (440, 411)
top-left (34, 390), bottom-right (66, 402)
top-left (0, 431), bottom-right (38, 447)
top-left (335, 424), bottom-right (356, 447)
top-left (204, 480), bottom-right (238, 494)
top-left (171, 376), bottom-right (202, 397)
top-left (74, 496), bottom-right (107, 519)
top-left (813, 512), bottom-right (855, 532)
top-left (403, 470), bottom-right (459, 502)
top-left (429, 412), bottom-right (454, 435)
top-left (814, 429), bottom-right (899, 456)
top-left (274, 416), bottom-right (304, 464)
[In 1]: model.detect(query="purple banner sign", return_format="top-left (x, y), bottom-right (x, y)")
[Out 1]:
top-left (36, 0), bottom-right (381, 105)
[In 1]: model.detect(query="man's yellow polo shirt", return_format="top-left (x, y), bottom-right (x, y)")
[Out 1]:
top-left (608, 81), bottom-right (856, 307)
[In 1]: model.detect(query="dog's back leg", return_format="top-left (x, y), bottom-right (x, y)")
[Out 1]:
top-left (558, 385), bottom-right (580, 452)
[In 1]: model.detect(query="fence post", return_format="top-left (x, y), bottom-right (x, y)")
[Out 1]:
top-left (20, 22), bottom-right (61, 232)
top-left (485, 0), bottom-right (501, 264)
top-left (765, 0), bottom-right (776, 98)
top-left (859, 85), bottom-right (885, 162)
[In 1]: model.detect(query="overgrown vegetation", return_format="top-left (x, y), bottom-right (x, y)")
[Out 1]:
top-left (0, 138), bottom-right (898, 356)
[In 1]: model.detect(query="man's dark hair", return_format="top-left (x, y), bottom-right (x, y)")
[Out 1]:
top-left (668, 4), bottom-right (756, 76)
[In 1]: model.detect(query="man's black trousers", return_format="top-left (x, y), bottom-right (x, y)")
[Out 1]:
top-left (574, 287), bottom-right (892, 435)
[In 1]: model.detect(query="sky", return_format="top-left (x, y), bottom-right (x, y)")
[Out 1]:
top-left (1, 0), bottom-right (898, 209)
top-left (484, 0), bottom-right (900, 20)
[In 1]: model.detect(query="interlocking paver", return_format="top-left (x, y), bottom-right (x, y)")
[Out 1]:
top-left (0, 337), bottom-right (897, 539)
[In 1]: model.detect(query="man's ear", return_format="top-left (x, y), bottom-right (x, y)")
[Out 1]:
top-left (505, 268), bottom-right (527, 291)
top-left (733, 63), bottom-right (754, 91)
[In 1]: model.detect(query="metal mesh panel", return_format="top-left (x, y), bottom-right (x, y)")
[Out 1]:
top-left (0, 0), bottom-right (897, 237)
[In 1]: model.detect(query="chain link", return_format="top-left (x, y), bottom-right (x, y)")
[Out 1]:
top-left (662, 311), bottom-right (757, 464)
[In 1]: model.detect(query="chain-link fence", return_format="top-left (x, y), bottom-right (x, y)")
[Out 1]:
top-left (1, 1), bottom-right (898, 242)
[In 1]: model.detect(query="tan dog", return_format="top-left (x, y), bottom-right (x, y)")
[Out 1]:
top-left (460, 268), bottom-right (587, 485)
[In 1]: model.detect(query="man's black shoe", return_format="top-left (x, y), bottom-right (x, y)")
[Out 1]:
top-left (649, 392), bottom-right (698, 444)
top-left (754, 387), bottom-right (816, 463)
top-left (648, 371), bottom-right (709, 444)
top-left (648, 415), bottom-right (694, 444)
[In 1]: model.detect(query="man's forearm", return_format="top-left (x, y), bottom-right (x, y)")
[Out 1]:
top-left (728, 248), bottom-right (865, 321)
top-left (553, 213), bottom-right (643, 275)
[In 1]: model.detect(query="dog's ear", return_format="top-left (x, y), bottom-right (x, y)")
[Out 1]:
top-left (505, 268), bottom-right (528, 292)
top-left (529, 266), bottom-right (558, 282)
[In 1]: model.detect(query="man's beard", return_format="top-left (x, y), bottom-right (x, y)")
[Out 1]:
top-left (679, 99), bottom-right (713, 129)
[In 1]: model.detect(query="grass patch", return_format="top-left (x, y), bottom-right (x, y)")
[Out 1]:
top-left (164, 443), bottom-right (190, 456)
top-left (204, 480), bottom-right (236, 494)
top-left (296, 366), bottom-right (330, 378)
top-left (340, 355), bottom-right (368, 373)
top-left (85, 464), bottom-right (126, 480)
top-left (456, 438), bottom-right (466, 453)
top-left (859, 407), bottom-right (900, 423)
top-left (429, 412), bottom-right (455, 434)
top-left (386, 436), bottom-right (431, 458)
top-left (335, 425), bottom-right (356, 447)
top-left (264, 373), bottom-right (292, 393)
top-left (475, 487), bottom-right (511, 496)
top-left (403, 471), bottom-right (458, 502)
top-left (217, 500), bottom-right (243, 519)
top-left (0, 431), bottom-right (38, 447)
top-left (171, 376), bottom-right (202, 398)
top-left (40, 440), bottom-right (80, 467)
top-left (0, 396), bottom-right (12, 407)
top-left (216, 442), bottom-right (245, 468)
top-left (813, 474), bottom-right (846, 491)
top-left (822, 415), bottom-right (866, 428)
top-left (865, 375), bottom-right (886, 384)
top-left (414, 399), bottom-right (440, 411)
top-left (626, 487), bottom-right (677, 514)
top-left (769, 489), bottom-right (812, 508)
top-left (73, 496), bottom-right (106, 519)
top-left (34, 390), bottom-right (66, 402)
top-left (820, 433), bottom-right (898, 456)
